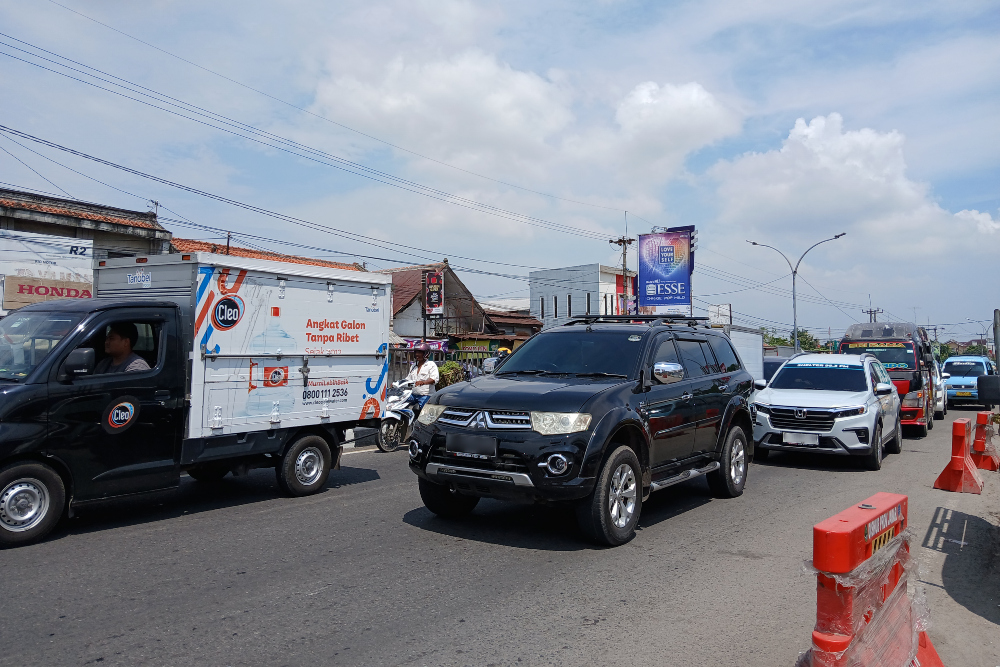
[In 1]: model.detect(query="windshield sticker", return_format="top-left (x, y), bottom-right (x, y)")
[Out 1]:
top-left (628, 335), bottom-right (642, 342)
top-left (788, 363), bottom-right (860, 369)
top-left (848, 342), bottom-right (905, 348)
top-left (948, 362), bottom-right (977, 366)
top-left (882, 363), bottom-right (910, 369)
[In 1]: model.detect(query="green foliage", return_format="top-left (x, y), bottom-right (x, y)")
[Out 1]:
top-left (964, 344), bottom-right (991, 357)
top-left (760, 327), bottom-right (823, 350)
top-left (437, 360), bottom-right (465, 388)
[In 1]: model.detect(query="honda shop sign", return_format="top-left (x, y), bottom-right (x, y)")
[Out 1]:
top-left (637, 227), bottom-right (693, 308)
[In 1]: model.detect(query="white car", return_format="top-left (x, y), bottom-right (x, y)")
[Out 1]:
top-left (932, 360), bottom-right (948, 420)
top-left (752, 353), bottom-right (902, 470)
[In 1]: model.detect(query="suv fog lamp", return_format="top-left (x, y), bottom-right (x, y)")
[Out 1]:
top-left (417, 404), bottom-right (446, 425)
top-left (530, 412), bottom-right (592, 435)
top-left (836, 406), bottom-right (867, 418)
top-left (542, 453), bottom-right (571, 475)
top-left (408, 440), bottom-right (422, 459)
top-left (902, 391), bottom-right (924, 408)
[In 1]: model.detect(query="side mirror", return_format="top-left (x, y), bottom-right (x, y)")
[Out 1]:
top-left (652, 362), bottom-right (685, 384)
top-left (875, 382), bottom-right (893, 396)
top-left (754, 379), bottom-right (767, 390)
top-left (941, 373), bottom-right (950, 379)
top-left (59, 347), bottom-right (95, 382)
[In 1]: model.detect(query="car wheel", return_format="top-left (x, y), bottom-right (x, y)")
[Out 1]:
top-left (576, 445), bottom-right (642, 546)
top-left (708, 426), bottom-right (749, 498)
top-left (187, 462), bottom-right (231, 482)
top-left (944, 400), bottom-right (948, 416)
top-left (934, 406), bottom-right (945, 420)
top-left (863, 423), bottom-right (884, 471)
top-left (927, 409), bottom-right (934, 430)
top-left (986, 404), bottom-right (995, 411)
top-left (418, 477), bottom-right (479, 518)
top-left (276, 435), bottom-right (332, 496)
top-left (0, 462), bottom-right (66, 548)
top-left (886, 414), bottom-right (903, 455)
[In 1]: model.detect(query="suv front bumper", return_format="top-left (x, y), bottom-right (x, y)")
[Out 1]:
top-left (753, 410), bottom-right (876, 456)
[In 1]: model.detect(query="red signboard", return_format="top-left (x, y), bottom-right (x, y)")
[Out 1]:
top-left (424, 271), bottom-right (444, 319)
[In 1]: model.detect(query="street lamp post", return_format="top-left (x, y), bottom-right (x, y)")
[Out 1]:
top-left (746, 233), bottom-right (846, 353)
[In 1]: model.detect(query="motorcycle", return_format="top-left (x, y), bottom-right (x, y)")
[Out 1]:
top-left (377, 379), bottom-right (420, 452)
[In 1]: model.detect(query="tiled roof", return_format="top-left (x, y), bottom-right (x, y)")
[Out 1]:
top-left (383, 263), bottom-right (448, 316)
top-left (483, 309), bottom-right (542, 327)
top-left (0, 188), bottom-right (161, 230)
top-left (170, 238), bottom-right (365, 271)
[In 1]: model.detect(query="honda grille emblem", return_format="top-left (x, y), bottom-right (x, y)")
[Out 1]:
top-left (794, 409), bottom-right (807, 419)
top-left (473, 411), bottom-right (487, 429)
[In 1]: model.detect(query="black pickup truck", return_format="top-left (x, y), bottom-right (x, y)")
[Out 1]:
top-left (408, 316), bottom-right (756, 546)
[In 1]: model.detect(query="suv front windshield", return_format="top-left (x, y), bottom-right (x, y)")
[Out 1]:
top-left (770, 363), bottom-right (868, 392)
top-left (0, 311), bottom-right (82, 381)
top-left (497, 330), bottom-right (643, 378)
top-left (840, 341), bottom-right (915, 370)
top-left (943, 360), bottom-right (986, 377)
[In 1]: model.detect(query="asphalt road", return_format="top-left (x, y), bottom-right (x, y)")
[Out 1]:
top-left (3, 408), bottom-right (998, 667)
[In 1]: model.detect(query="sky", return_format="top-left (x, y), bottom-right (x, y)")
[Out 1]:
top-left (0, 0), bottom-right (998, 343)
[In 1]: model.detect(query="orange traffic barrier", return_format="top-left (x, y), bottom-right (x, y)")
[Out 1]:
top-left (797, 492), bottom-right (943, 667)
top-left (971, 412), bottom-right (1000, 472)
top-left (933, 419), bottom-right (985, 494)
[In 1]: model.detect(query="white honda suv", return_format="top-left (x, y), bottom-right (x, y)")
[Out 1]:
top-left (752, 353), bottom-right (902, 470)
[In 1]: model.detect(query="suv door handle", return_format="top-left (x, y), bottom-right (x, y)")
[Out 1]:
top-left (680, 392), bottom-right (693, 400)
top-left (154, 390), bottom-right (171, 400)
top-left (717, 384), bottom-right (728, 392)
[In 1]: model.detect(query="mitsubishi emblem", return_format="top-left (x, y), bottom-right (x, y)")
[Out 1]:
top-left (794, 409), bottom-right (807, 419)
top-left (474, 411), bottom-right (487, 429)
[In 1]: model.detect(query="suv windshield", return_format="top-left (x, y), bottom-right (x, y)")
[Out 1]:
top-left (770, 363), bottom-right (868, 392)
top-left (839, 341), bottom-right (915, 370)
top-left (0, 311), bottom-right (82, 381)
top-left (943, 360), bottom-right (986, 377)
top-left (497, 330), bottom-right (642, 378)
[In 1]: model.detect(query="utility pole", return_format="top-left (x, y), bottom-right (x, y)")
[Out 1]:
top-left (225, 231), bottom-right (231, 256)
top-left (746, 233), bottom-right (846, 353)
top-left (610, 235), bottom-right (635, 315)
top-left (862, 307), bottom-right (883, 323)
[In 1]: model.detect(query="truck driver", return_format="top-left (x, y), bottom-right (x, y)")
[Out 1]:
top-left (95, 322), bottom-right (151, 374)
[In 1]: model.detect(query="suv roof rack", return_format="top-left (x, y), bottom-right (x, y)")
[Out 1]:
top-left (563, 315), bottom-right (710, 328)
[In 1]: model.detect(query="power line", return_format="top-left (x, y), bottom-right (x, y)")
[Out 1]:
top-left (0, 138), bottom-right (76, 199)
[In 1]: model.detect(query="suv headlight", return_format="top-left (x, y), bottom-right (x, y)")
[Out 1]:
top-left (530, 412), bottom-right (592, 435)
top-left (417, 404), bottom-right (446, 425)
top-left (902, 391), bottom-right (924, 408)
top-left (835, 406), bottom-right (867, 418)
top-left (753, 403), bottom-right (771, 415)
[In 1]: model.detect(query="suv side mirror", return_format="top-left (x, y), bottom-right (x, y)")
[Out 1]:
top-left (754, 379), bottom-right (767, 390)
top-left (875, 382), bottom-right (893, 396)
top-left (653, 362), bottom-right (685, 384)
top-left (59, 348), bottom-right (95, 382)
top-left (941, 372), bottom-right (950, 379)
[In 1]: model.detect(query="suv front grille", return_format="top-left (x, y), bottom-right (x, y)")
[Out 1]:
top-left (769, 407), bottom-right (836, 432)
top-left (426, 441), bottom-right (530, 474)
top-left (438, 407), bottom-right (532, 430)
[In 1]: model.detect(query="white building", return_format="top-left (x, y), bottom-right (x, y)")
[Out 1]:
top-left (529, 264), bottom-right (636, 329)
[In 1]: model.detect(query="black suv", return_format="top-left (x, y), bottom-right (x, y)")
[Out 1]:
top-left (407, 316), bottom-right (756, 545)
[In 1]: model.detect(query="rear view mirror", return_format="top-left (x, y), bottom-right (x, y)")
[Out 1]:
top-left (941, 373), bottom-right (950, 379)
top-left (59, 348), bottom-right (95, 382)
top-left (978, 376), bottom-right (1000, 404)
top-left (754, 379), bottom-right (767, 390)
top-left (875, 382), bottom-right (893, 396)
top-left (653, 362), bottom-right (685, 384)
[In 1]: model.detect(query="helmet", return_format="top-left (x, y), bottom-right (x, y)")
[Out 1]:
top-left (414, 342), bottom-right (431, 352)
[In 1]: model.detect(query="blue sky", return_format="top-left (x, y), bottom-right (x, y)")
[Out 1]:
top-left (0, 0), bottom-right (998, 342)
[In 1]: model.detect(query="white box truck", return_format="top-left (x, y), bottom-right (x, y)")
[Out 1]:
top-left (0, 251), bottom-right (390, 546)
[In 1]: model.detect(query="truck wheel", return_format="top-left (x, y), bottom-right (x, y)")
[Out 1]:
top-left (576, 445), bottom-right (642, 547)
top-left (886, 414), bottom-right (903, 455)
top-left (418, 477), bottom-right (479, 518)
top-left (707, 426), bottom-right (749, 498)
top-left (863, 423), bottom-right (884, 471)
top-left (276, 435), bottom-right (332, 497)
top-left (187, 463), bottom-right (231, 482)
top-left (916, 419), bottom-right (928, 438)
top-left (0, 462), bottom-right (65, 548)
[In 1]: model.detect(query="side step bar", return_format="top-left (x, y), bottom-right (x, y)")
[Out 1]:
top-left (649, 461), bottom-right (720, 493)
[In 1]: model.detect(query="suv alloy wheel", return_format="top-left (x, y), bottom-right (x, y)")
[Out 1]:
top-left (863, 422), bottom-right (883, 471)
top-left (885, 413), bottom-right (903, 455)
top-left (707, 426), bottom-right (749, 498)
top-left (576, 445), bottom-right (642, 546)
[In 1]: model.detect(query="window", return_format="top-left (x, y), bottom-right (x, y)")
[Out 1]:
top-left (708, 337), bottom-right (741, 373)
top-left (586, 292), bottom-right (591, 315)
top-left (675, 339), bottom-right (718, 377)
top-left (770, 364), bottom-right (868, 392)
top-left (540, 297), bottom-right (545, 319)
top-left (651, 338), bottom-right (681, 366)
top-left (604, 294), bottom-right (608, 315)
top-left (567, 294), bottom-right (572, 317)
top-left (496, 331), bottom-right (642, 377)
top-left (868, 366), bottom-right (880, 390)
top-left (875, 363), bottom-right (891, 385)
top-left (553, 295), bottom-right (558, 319)
top-left (0, 311), bottom-right (82, 381)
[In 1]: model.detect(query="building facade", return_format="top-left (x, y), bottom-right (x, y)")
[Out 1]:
top-left (528, 263), bottom-right (638, 329)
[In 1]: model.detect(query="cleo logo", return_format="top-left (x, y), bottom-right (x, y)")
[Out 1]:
top-left (108, 402), bottom-right (135, 428)
top-left (263, 366), bottom-right (288, 387)
top-left (211, 296), bottom-right (244, 331)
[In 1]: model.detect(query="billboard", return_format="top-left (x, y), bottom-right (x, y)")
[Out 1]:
top-left (424, 270), bottom-right (444, 319)
top-left (637, 226), bottom-right (693, 307)
top-left (0, 230), bottom-right (93, 313)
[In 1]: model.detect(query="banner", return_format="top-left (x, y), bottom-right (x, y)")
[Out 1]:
top-left (638, 227), bottom-right (693, 307)
top-left (424, 270), bottom-right (444, 319)
top-left (0, 230), bottom-right (93, 313)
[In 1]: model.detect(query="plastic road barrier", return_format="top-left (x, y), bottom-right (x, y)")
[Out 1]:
top-left (797, 492), bottom-right (944, 667)
top-left (932, 419), bottom-right (985, 494)
top-left (970, 412), bottom-right (1000, 472)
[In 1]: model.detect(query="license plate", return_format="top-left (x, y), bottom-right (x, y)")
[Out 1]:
top-left (782, 432), bottom-right (819, 446)
top-left (956, 392), bottom-right (972, 397)
top-left (445, 434), bottom-right (498, 459)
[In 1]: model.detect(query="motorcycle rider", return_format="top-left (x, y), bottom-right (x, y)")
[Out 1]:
top-left (406, 342), bottom-right (440, 410)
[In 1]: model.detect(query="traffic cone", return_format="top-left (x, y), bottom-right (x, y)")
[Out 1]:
top-left (970, 412), bottom-right (1000, 472)
top-left (933, 419), bottom-right (984, 494)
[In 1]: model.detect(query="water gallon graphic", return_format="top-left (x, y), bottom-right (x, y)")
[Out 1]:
top-left (245, 306), bottom-right (298, 418)
top-left (249, 306), bottom-right (297, 354)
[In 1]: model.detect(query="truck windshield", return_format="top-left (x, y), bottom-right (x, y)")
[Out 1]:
top-left (942, 360), bottom-right (986, 377)
top-left (840, 341), bottom-right (915, 370)
top-left (770, 364), bottom-right (868, 392)
top-left (0, 311), bottom-right (82, 381)
top-left (496, 331), bottom-right (642, 378)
